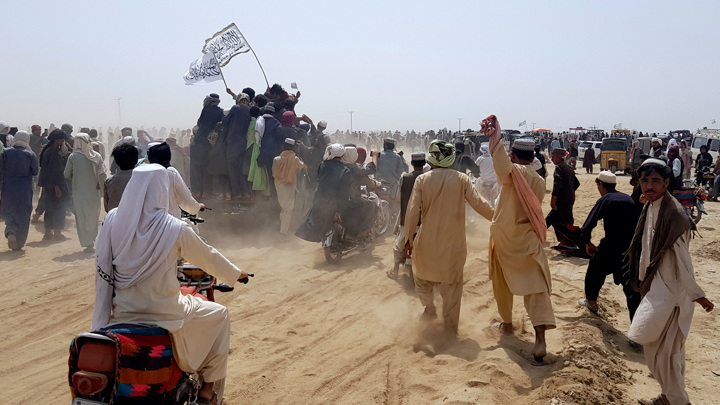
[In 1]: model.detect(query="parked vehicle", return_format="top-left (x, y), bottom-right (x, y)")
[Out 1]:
top-left (578, 141), bottom-right (601, 161)
top-left (600, 138), bottom-right (628, 174)
top-left (691, 129), bottom-right (720, 161)
top-left (673, 180), bottom-right (708, 224)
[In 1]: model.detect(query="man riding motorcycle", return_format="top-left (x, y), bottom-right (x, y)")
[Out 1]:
top-left (93, 164), bottom-right (249, 405)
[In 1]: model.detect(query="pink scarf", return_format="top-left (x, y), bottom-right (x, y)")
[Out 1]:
top-left (487, 116), bottom-right (547, 243)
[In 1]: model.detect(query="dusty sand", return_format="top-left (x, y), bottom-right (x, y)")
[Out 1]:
top-left (1, 164), bottom-right (719, 405)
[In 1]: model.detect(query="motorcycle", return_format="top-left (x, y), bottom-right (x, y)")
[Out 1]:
top-left (673, 180), bottom-right (708, 224)
top-left (323, 186), bottom-right (389, 264)
top-left (68, 214), bottom-right (250, 405)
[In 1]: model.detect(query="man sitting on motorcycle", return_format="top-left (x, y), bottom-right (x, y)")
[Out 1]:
top-left (695, 145), bottom-right (713, 188)
top-left (296, 144), bottom-right (353, 242)
top-left (340, 145), bottom-right (379, 240)
top-left (93, 164), bottom-right (249, 405)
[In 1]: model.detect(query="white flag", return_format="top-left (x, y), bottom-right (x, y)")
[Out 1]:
top-left (519, 120), bottom-right (526, 127)
top-left (613, 123), bottom-right (622, 129)
top-left (713, 119), bottom-right (717, 125)
top-left (202, 23), bottom-right (250, 67)
top-left (183, 53), bottom-right (223, 86)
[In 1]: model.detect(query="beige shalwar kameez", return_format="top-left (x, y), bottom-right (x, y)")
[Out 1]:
top-left (405, 169), bottom-right (493, 332)
top-left (167, 166), bottom-right (202, 219)
top-left (111, 224), bottom-right (243, 382)
top-left (489, 141), bottom-right (556, 328)
top-left (272, 155), bottom-right (306, 235)
top-left (628, 197), bottom-right (705, 405)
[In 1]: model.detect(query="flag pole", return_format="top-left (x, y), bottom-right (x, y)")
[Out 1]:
top-left (240, 32), bottom-right (270, 88)
top-left (211, 52), bottom-right (230, 90)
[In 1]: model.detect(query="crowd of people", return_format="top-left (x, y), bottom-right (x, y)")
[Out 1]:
top-left (0, 104), bottom-right (715, 404)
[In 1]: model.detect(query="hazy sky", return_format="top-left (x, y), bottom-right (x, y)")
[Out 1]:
top-left (2, 0), bottom-right (718, 134)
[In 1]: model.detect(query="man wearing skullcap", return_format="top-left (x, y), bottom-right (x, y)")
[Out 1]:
top-left (272, 138), bottom-right (306, 235)
top-left (388, 152), bottom-right (426, 280)
top-left (296, 144), bottom-right (352, 242)
top-left (404, 140), bottom-right (494, 334)
top-left (546, 148), bottom-right (580, 246)
top-left (481, 116), bottom-right (556, 362)
top-left (628, 159), bottom-right (714, 405)
top-left (0, 130), bottom-right (39, 250)
top-left (577, 171), bottom-right (641, 320)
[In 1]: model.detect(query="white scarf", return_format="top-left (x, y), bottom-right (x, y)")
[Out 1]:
top-left (74, 134), bottom-right (105, 186)
top-left (92, 164), bottom-right (184, 330)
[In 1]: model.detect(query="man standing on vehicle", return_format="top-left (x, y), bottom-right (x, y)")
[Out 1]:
top-left (577, 172), bottom-right (641, 320)
top-left (404, 140), bottom-right (493, 335)
top-left (546, 148), bottom-right (580, 246)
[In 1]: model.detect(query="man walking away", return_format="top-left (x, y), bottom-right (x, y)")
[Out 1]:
top-left (65, 134), bottom-right (106, 252)
top-left (577, 172), bottom-right (641, 321)
top-left (405, 140), bottom-right (493, 335)
top-left (628, 159), bottom-right (714, 405)
top-left (546, 148), bottom-right (579, 246)
top-left (38, 130), bottom-right (70, 240)
top-left (104, 143), bottom-right (137, 212)
top-left (0, 130), bottom-right (39, 250)
top-left (272, 139), bottom-right (306, 236)
top-left (388, 152), bottom-right (426, 280)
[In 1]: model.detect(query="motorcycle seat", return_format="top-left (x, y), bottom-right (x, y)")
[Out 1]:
top-left (180, 286), bottom-right (208, 301)
top-left (78, 341), bottom-right (117, 372)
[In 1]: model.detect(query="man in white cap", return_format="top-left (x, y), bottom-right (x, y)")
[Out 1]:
top-left (628, 158), bottom-right (714, 405)
top-left (577, 171), bottom-right (641, 321)
top-left (651, 137), bottom-right (664, 158)
top-left (296, 144), bottom-right (351, 242)
top-left (481, 116), bottom-right (556, 362)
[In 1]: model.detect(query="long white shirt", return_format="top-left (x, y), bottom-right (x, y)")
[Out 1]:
top-left (167, 166), bottom-right (202, 218)
top-left (475, 155), bottom-right (497, 183)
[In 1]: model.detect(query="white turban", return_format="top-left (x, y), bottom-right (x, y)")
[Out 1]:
top-left (480, 144), bottom-right (490, 155)
top-left (341, 146), bottom-right (358, 164)
top-left (0, 121), bottom-right (9, 135)
top-left (323, 143), bottom-right (345, 160)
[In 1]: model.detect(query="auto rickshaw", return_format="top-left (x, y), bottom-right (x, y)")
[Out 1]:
top-left (600, 138), bottom-right (628, 174)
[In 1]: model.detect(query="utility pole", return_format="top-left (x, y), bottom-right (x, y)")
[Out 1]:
top-left (115, 97), bottom-right (123, 127)
top-left (457, 118), bottom-right (462, 132)
top-left (348, 111), bottom-right (354, 132)
top-left (531, 122), bottom-right (536, 130)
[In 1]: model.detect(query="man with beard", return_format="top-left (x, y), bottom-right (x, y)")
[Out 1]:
top-left (651, 137), bottom-right (664, 158)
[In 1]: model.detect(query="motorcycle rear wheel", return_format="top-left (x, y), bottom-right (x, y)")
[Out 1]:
top-left (374, 200), bottom-right (390, 236)
top-left (324, 231), bottom-right (343, 264)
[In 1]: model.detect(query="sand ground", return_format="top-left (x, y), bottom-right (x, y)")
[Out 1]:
top-left (1, 164), bottom-right (718, 404)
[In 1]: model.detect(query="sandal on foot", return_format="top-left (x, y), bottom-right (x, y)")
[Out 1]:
top-left (386, 270), bottom-right (398, 280)
top-left (7, 233), bottom-right (19, 251)
top-left (492, 322), bottom-right (514, 334)
top-left (637, 394), bottom-right (669, 405)
top-left (196, 392), bottom-right (217, 405)
top-left (578, 299), bottom-right (599, 314)
top-left (420, 307), bottom-right (437, 321)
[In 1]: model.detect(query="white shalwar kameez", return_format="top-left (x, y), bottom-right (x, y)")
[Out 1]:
top-left (629, 198), bottom-right (705, 405)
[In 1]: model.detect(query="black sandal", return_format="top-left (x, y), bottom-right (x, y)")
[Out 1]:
top-left (196, 392), bottom-right (217, 405)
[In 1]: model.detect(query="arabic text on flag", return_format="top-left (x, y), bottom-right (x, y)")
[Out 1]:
top-left (184, 53), bottom-right (223, 85)
top-left (202, 23), bottom-right (250, 67)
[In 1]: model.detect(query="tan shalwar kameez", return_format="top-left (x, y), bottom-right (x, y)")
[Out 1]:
top-left (272, 155), bottom-right (305, 235)
top-left (111, 224), bottom-right (243, 382)
top-left (167, 166), bottom-right (202, 219)
top-left (405, 169), bottom-right (493, 332)
top-left (489, 141), bottom-right (556, 329)
top-left (629, 196), bottom-right (705, 405)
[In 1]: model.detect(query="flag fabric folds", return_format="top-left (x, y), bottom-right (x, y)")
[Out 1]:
top-left (183, 53), bottom-right (223, 86)
top-left (202, 23), bottom-right (250, 67)
top-left (518, 120), bottom-right (526, 127)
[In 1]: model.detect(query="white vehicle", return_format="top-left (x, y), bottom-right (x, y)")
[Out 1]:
top-left (578, 141), bottom-right (602, 161)
top-left (691, 129), bottom-right (720, 161)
